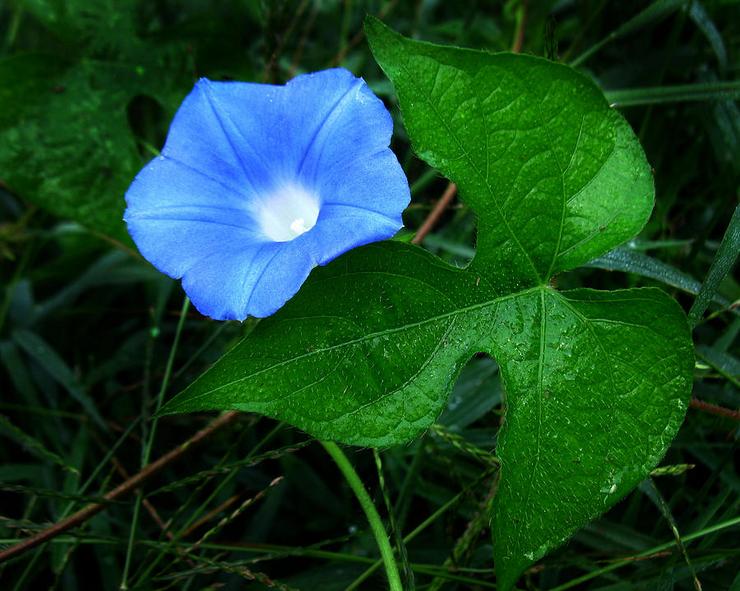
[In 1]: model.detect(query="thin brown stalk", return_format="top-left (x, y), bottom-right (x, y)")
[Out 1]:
top-left (511, 0), bottom-right (528, 53)
top-left (288, 4), bottom-right (319, 77)
top-left (328, 0), bottom-right (398, 67)
top-left (0, 411), bottom-right (240, 564)
top-left (689, 398), bottom-right (740, 421)
top-left (180, 494), bottom-right (241, 539)
top-left (186, 477), bottom-right (284, 555)
top-left (111, 457), bottom-right (174, 540)
top-left (263, 0), bottom-right (309, 82)
top-left (411, 183), bottom-right (457, 245)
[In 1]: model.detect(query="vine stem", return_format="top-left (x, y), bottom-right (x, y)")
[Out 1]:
top-left (320, 441), bottom-right (403, 591)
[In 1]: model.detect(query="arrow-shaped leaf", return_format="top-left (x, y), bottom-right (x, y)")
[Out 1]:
top-left (161, 19), bottom-right (694, 589)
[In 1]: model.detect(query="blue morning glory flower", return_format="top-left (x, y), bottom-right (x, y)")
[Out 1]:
top-left (124, 68), bottom-right (409, 320)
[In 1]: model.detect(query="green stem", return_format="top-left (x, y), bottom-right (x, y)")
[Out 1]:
top-left (321, 441), bottom-right (403, 591)
top-left (120, 297), bottom-right (190, 589)
top-left (347, 466), bottom-right (498, 590)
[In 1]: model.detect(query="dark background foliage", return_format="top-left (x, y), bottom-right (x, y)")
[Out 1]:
top-left (0, 1), bottom-right (737, 589)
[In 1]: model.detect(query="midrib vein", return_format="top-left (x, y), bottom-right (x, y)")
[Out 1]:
top-left (181, 286), bottom-right (542, 399)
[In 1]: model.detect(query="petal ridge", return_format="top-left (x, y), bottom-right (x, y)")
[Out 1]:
top-left (322, 202), bottom-right (402, 223)
top-left (199, 80), bottom-right (271, 194)
top-left (162, 153), bottom-right (247, 199)
top-left (296, 78), bottom-right (363, 179)
top-left (243, 245), bottom-right (284, 315)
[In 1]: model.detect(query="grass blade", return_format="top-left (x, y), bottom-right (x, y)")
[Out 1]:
top-left (0, 415), bottom-right (79, 475)
top-left (571, 0), bottom-right (688, 67)
top-left (12, 329), bottom-right (106, 429)
top-left (605, 80), bottom-right (740, 107)
top-left (688, 205), bottom-right (740, 327)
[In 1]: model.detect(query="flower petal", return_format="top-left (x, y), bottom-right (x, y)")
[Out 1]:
top-left (125, 157), bottom-right (264, 279)
top-left (160, 81), bottom-right (276, 195)
top-left (176, 69), bottom-right (392, 190)
top-left (182, 240), bottom-right (314, 320)
top-left (237, 241), bottom-right (316, 318)
top-left (286, 69), bottom-right (394, 185)
top-left (316, 149), bottom-right (410, 227)
top-left (125, 68), bottom-right (411, 321)
top-left (305, 202), bottom-right (403, 266)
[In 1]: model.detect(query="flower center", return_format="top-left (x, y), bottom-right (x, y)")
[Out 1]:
top-left (256, 184), bottom-right (320, 242)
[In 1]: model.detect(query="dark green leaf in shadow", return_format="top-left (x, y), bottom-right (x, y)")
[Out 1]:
top-left (0, 53), bottom-right (180, 241)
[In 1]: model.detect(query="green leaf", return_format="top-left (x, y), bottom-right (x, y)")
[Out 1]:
top-left (161, 242), bottom-right (490, 444)
top-left (586, 247), bottom-right (738, 316)
top-left (490, 287), bottom-right (692, 587)
top-left (688, 1), bottom-right (728, 72)
top-left (587, 247), bottom-right (703, 292)
top-left (0, 54), bottom-right (68, 128)
top-left (0, 54), bottom-right (178, 240)
top-left (365, 24), bottom-right (653, 292)
top-left (696, 344), bottom-right (740, 388)
top-left (161, 18), bottom-right (694, 588)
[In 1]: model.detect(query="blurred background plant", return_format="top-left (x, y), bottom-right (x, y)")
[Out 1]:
top-left (0, 1), bottom-right (738, 589)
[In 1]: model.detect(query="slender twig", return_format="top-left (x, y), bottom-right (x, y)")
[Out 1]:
top-left (186, 477), bottom-right (283, 555)
top-left (288, 4), bottom-right (319, 77)
top-left (263, 0), bottom-right (309, 82)
top-left (511, 0), bottom-right (528, 53)
top-left (689, 398), bottom-right (740, 421)
top-left (645, 479), bottom-right (702, 591)
top-left (111, 458), bottom-right (174, 541)
top-left (321, 442), bottom-right (403, 591)
top-left (127, 420), bottom-right (281, 587)
top-left (0, 411), bottom-right (240, 564)
top-left (430, 423), bottom-right (500, 466)
top-left (181, 494), bottom-right (240, 539)
top-left (412, 183), bottom-right (458, 245)
top-left (560, 0), bottom-right (607, 63)
top-left (328, 0), bottom-right (398, 67)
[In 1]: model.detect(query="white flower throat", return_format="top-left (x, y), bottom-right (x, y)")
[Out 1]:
top-left (257, 184), bottom-right (320, 242)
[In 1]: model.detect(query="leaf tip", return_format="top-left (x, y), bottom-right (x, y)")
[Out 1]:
top-left (494, 545), bottom-right (532, 591)
top-left (155, 395), bottom-right (184, 418)
top-left (364, 15), bottom-right (402, 59)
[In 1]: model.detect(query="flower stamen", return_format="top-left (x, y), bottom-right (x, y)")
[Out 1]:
top-left (257, 184), bottom-right (320, 242)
